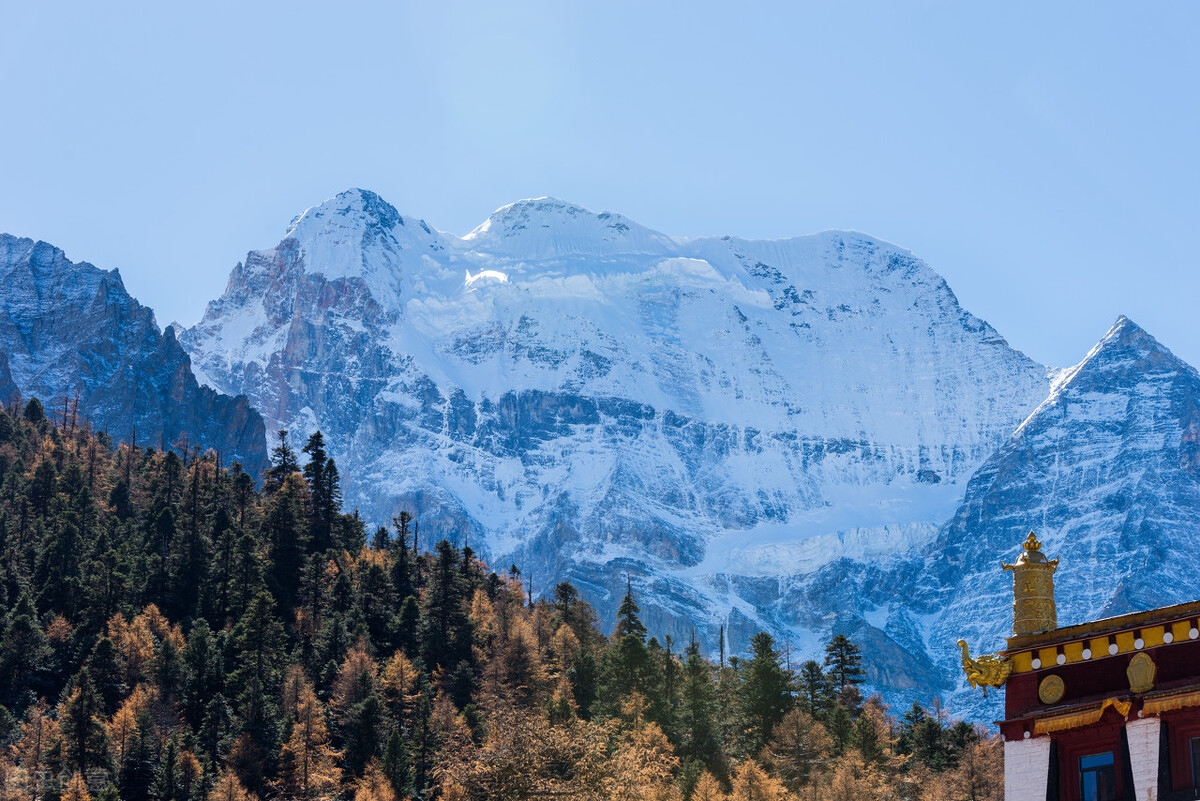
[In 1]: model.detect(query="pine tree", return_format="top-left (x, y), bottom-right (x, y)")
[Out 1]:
top-left (762, 709), bottom-right (833, 792)
top-left (795, 659), bottom-right (834, 721)
top-left (392, 596), bottom-right (419, 657)
top-left (341, 684), bottom-right (384, 779)
top-left (726, 759), bottom-right (792, 801)
top-left (232, 468), bottom-right (255, 529)
top-left (11, 699), bottom-right (59, 801)
top-left (601, 581), bottom-right (651, 712)
top-left (152, 738), bottom-right (183, 801)
top-left (169, 462), bottom-right (210, 619)
top-left (851, 701), bottom-right (892, 767)
top-left (677, 640), bottom-right (726, 783)
top-left (380, 729), bottom-right (410, 799)
top-left (61, 669), bottom-right (112, 775)
top-left (302, 432), bottom-right (340, 554)
top-left (228, 592), bottom-right (285, 755)
top-left (86, 637), bottom-right (128, 714)
top-left (182, 620), bottom-right (222, 728)
top-left (109, 684), bottom-right (154, 767)
top-left (262, 473), bottom-right (309, 610)
top-left (61, 772), bottom-right (93, 801)
top-left (118, 708), bottom-right (157, 801)
top-left (263, 430), bottom-right (299, 496)
top-left (199, 694), bottom-right (235, 767)
top-left (567, 646), bottom-right (597, 721)
top-left (22, 397), bottom-right (45, 424)
top-left (823, 634), bottom-right (866, 691)
top-left (0, 589), bottom-right (54, 708)
top-left (826, 703), bottom-right (854, 755)
top-left (29, 459), bottom-right (56, 512)
top-left (614, 580), bottom-right (647, 641)
top-left (207, 769), bottom-right (254, 801)
top-left (739, 632), bottom-right (794, 754)
top-left (390, 512), bottom-right (413, 602)
top-left (418, 541), bottom-right (473, 676)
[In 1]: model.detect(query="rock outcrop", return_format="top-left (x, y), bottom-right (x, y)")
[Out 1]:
top-left (0, 234), bottom-right (267, 475)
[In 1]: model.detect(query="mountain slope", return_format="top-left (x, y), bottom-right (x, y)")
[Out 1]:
top-left (0, 234), bottom-right (267, 474)
top-left (180, 189), bottom-right (1051, 671)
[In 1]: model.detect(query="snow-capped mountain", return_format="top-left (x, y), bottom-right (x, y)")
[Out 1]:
top-left (918, 315), bottom-right (1200, 717)
top-left (0, 234), bottom-right (267, 475)
top-left (180, 189), bottom-right (1053, 669)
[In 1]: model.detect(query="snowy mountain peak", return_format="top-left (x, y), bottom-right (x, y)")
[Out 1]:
top-left (285, 188), bottom-right (401, 238)
top-left (1044, 315), bottom-right (1192, 403)
top-left (462, 197), bottom-right (676, 259)
top-left (278, 188), bottom-right (444, 289)
top-left (1090, 314), bottom-right (1168, 360)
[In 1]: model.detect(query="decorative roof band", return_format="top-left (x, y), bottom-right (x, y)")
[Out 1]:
top-left (1033, 697), bottom-right (1131, 736)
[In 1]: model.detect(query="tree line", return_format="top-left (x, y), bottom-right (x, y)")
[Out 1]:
top-left (0, 398), bottom-right (1001, 801)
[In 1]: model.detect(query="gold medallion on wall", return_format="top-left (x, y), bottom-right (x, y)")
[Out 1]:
top-left (1039, 674), bottom-right (1065, 705)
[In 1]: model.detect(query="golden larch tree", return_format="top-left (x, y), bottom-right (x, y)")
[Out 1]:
top-left (60, 773), bottom-right (91, 801)
top-left (209, 769), bottom-right (257, 801)
top-left (276, 679), bottom-right (341, 800)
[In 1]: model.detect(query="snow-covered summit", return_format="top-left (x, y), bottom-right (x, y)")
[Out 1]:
top-left (181, 189), bottom-right (1056, 688)
top-left (1061, 314), bottom-right (1188, 386)
top-left (461, 197), bottom-right (677, 260)
top-left (272, 188), bottom-right (448, 304)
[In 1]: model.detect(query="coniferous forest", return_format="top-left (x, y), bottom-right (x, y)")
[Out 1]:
top-left (0, 398), bottom-right (1002, 801)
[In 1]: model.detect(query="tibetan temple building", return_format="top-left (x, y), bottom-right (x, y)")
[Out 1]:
top-left (959, 532), bottom-right (1200, 801)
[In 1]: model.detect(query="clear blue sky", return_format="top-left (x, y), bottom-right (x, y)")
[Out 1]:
top-left (2, 2), bottom-right (1197, 369)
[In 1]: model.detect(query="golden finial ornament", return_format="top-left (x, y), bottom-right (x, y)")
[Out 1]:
top-left (1002, 531), bottom-right (1059, 636)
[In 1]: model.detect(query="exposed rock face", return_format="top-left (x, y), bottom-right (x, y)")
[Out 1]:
top-left (0, 234), bottom-right (267, 475)
top-left (0, 351), bottom-right (20, 406)
top-left (180, 189), bottom-right (1053, 679)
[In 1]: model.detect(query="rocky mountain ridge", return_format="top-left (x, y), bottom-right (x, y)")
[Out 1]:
top-left (0, 234), bottom-right (267, 475)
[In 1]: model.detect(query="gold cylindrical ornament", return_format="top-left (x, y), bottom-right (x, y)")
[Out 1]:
top-left (1002, 532), bottom-right (1059, 636)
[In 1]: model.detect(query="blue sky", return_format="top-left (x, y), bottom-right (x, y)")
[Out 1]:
top-left (2, 2), bottom-right (1197, 369)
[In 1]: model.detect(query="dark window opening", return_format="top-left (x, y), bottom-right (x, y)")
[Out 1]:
top-left (1079, 751), bottom-right (1117, 801)
top-left (1191, 736), bottom-right (1200, 789)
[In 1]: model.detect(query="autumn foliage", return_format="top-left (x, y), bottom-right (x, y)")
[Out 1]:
top-left (0, 403), bottom-right (1002, 800)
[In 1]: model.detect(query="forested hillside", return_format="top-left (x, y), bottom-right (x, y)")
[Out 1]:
top-left (0, 399), bottom-right (1000, 801)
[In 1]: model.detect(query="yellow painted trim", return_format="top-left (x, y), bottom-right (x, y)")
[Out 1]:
top-left (1006, 618), bottom-right (1198, 675)
top-left (1140, 626), bottom-right (1165, 649)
